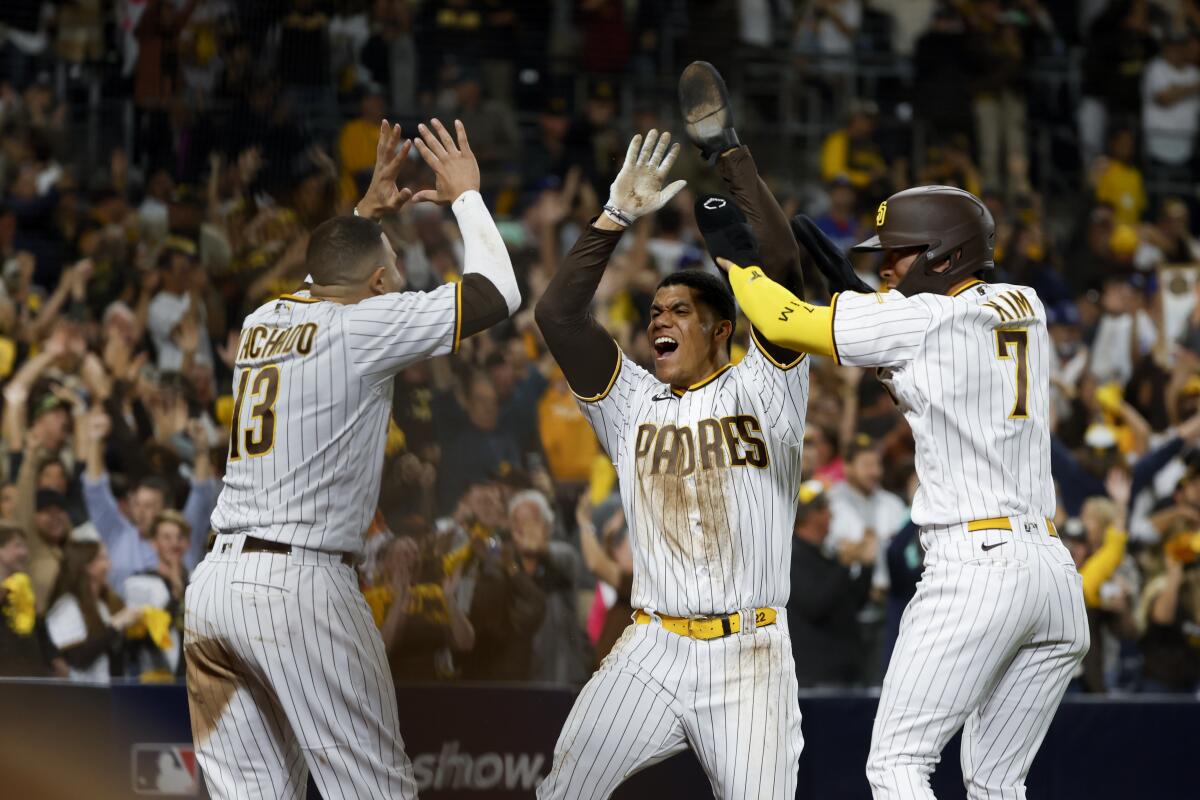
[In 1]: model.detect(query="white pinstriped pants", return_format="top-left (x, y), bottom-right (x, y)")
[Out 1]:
top-left (867, 516), bottom-right (1089, 800)
top-left (538, 611), bottom-right (803, 800)
top-left (184, 533), bottom-right (418, 800)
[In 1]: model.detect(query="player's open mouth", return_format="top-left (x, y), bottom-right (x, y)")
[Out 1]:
top-left (653, 336), bottom-right (679, 360)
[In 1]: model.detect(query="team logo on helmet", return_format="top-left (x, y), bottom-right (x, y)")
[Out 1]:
top-left (876, 201), bottom-right (887, 227)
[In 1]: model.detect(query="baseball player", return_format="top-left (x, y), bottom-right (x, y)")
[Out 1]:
top-left (721, 185), bottom-right (1090, 799)
top-left (533, 64), bottom-right (811, 800)
top-left (183, 119), bottom-right (521, 799)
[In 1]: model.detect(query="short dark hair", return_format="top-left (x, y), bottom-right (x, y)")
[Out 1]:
top-left (0, 523), bottom-right (26, 548)
top-left (306, 215), bottom-right (388, 286)
top-left (134, 476), bottom-right (175, 507)
top-left (656, 269), bottom-right (738, 351)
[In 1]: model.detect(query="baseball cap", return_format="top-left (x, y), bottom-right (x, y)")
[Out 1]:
top-left (1060, 518), bottom-right (1086, 542)
top-left (32, 393), bottom-right (68, 419)
top-left (797, 480), bottom-right (829, 511)
top-left (844, 433), bottom-right (876, 461)
top-left (36, 489), bottom-right (68, 513)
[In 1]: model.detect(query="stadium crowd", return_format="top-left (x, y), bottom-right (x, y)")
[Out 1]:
top-left (0, 0), bottom-right (1199, 698)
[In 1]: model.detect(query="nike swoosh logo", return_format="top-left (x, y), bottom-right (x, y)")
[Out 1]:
top-left (981, 541), bottom-right (1007, 552)
top-left (652, 393), bottom-right (674, 402)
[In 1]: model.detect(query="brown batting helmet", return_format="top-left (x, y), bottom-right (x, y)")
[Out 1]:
top-left (851, 185), bottom-right (995, 297)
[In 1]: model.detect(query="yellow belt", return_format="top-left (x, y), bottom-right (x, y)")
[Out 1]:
top-left (634, 608), bottom-right (777, 640)
top-left (966, 516), bottom-right (1058, 538)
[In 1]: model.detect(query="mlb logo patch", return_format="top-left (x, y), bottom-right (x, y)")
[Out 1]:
top-left (132, 744), bottom-right (200, 796)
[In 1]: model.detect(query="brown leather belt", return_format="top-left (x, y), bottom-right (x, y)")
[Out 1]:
top-left (207, 533), bottom-right (356, 567)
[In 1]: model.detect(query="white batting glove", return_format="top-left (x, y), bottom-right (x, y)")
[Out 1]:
top-left (603, 130), bottom-right (687, 227)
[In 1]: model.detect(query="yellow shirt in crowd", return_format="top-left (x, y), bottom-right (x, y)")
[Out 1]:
top-left (338, 118), bottom-right (381, 205)
top-left (1094, 160), bottom-right (1146, 226)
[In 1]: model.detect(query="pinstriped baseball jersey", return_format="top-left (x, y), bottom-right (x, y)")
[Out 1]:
top-left (577, 333), bottom-right (809, 617)
top-left (831, 281), bottom-right (1052, 527)
top-left (210, 284), bottom-right (461, 552)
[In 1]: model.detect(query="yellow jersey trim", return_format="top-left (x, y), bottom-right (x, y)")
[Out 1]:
top-left (829, 292), bottom-right (842, 365)
top-left (279, 293), bottom-right (320, 304)
top-left (670, 362), bottom-right (735, 397)
top-left (750, 327), bottom-right (805, 370)
top-left (949, 279), bottom-right (985, 297)
top-left (452, 281), bottom-right (463, 354)
top-left (574, 344), bottom-right (623, 403)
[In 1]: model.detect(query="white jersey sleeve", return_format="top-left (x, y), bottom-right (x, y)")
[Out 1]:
top-left (832, 290), bottom-right (934, 368)
top-left (740, 330), bottom-right (809, 447)
top-left (346, 282), bottom-right (461, 388)
top-left (574, 349), bottom-right (657, 468)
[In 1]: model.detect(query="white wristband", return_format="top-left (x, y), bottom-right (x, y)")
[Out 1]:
top-left (602, 204), bottom-right (633, 227)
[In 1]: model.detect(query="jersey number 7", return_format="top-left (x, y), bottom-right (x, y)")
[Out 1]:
top-left (229, 366), bottom-right (281, 460)
top-left (995, 330), bottom-right (1029, 419)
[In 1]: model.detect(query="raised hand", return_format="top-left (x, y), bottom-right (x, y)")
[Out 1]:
top-left (84, 406), bottom-right (112, 444)
top-left (411, 119), bottom-right (481, 205)
top-left (605, 130), bottom-right (686, 225)
top-left (355, 120), bottom-right (414, 220)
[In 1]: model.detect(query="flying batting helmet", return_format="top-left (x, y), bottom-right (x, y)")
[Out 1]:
top-left (851, 185), bottom-right (995, 297)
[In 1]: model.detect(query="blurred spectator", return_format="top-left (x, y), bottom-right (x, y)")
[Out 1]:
top-left (510, 490), bottom-right (592, 684)
top-left (146, 237), bottom-right (214, 371)
top-left (1091, 126), bottom-right (1147, 225)
top-left (360, 0), bottom-right (416, 115)
top-left (826, 435), bottom-right (906, 591)
top-left (1137, 531), bottom-right (1200, 692)
top-left (0, 0), bottom-right (50, 91)
top-left (1088, 275), bottom-right (1157, 386)
top-left (566, 80), bottom-right (623, 198)
top-left (918, 134), bottom-right (983, 197)
top-left (13, 435), bottom-right (72, 612)
top-left (122, 510), bottom-right (192, 680)
top-left (434, 360), bottom-right (546, 513)
top-left (1142, 32), bottom-right (1200, 178)
top-left (912, 6), bottom-right (974, 140)
top-left (521, 95), bottom-right (572, 190)
top-left (1079, 0), bottom-right (1161, 164)
top-left (1135, 196), bottom-right (1200, 270)
top-left (577, 494), bottom-right (632, 665)
top-left (964, 0), bottom-right (1033, 194)
top-left (537, 366), bottom-right (600, 489)
top-left (338, 84), bottom-right (386, 206)
top-left (274, 0), bottom-right (335, 141)
top-left (787, 480), bottom-right (873, 687)
top-left (813, 177), bottom-right (865, 254)
top-left (380, 535), bottom-right (475, 682)
top-left (798, 0), bottom-right (863, 58)
top-left (44, 539), bottom-right (143, 683)
top-left (882, 519), bottom-right (921, 667)
top-left (439, 69), bottom-right (520, 197)
top-left (1068, 472), bottom-right (1141, 691)
top-left (414, 0), bottom-right (489, 100)
top-left (457, 484), bottom-right (547, 681)
top-left (82, 410), bottom-right (217, 595)
top-left (0, 522), bottom-right (62, 677)
top-left (579, 0), bottom-right (630, 74)
top-left (819, 100), bottom-right (888, 196)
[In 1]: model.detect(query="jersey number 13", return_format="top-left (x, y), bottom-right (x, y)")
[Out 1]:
top-left (229, 366), bottom-right (281, 460)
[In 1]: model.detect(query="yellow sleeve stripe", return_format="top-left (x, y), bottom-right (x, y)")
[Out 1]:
top-left (829, 292), bottom-right (842, 365)
top-left (573, 344), bottom-right (623, 403)
top-left (279, 293), bottom-right (320, 304)
top-left (452, 281), bottom-right (463, 354)
top-left (750, 327), bottom-right (805, 370)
